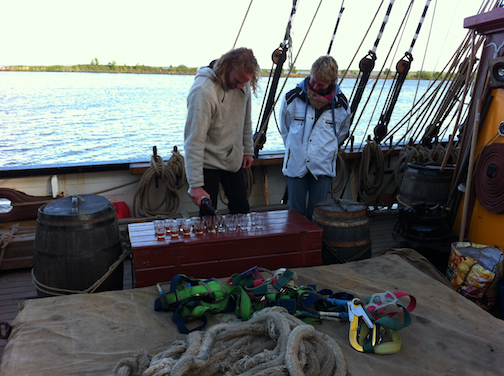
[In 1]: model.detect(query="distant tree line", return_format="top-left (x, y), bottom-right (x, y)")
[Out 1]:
top-left (0, 59), bottom-right (448, 80)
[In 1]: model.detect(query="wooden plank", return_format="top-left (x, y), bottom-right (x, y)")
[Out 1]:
top-left (0, 226), bottom-right (36, 270)
top-left (133, 249), bottom-right (322, 288)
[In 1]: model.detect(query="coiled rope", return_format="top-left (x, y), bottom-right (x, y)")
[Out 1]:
top-left (358, 139), bottom-right (385, 198)
top-left (111, 307), bottom-right (346, 376)
top-left (133, 148), bottom-right (186, 217)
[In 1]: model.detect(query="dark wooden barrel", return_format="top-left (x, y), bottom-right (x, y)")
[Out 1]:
top-left (312, 198), bottom-right (372, 264)
top-left (397, 163), bottom-right (455, 207)
top-left (33, 194), bottom-right (123, 297)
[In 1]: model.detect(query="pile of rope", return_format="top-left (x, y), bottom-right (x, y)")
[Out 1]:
top-left (110, 307), bottom-right (346, 376)
top-left (133, 148), bottom-right (186, 217)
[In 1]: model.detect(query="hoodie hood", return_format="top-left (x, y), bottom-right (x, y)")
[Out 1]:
top-left (195, 66), bottom-right (217, 81)
top-left (300, 76), bottom-right (343, 100)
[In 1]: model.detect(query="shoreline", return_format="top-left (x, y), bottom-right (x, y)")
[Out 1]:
top-left (0, 65), bottom-right (440, 80)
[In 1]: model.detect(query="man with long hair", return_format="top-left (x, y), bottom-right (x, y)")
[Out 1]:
top-left (184, 48), bottom-right (261, 216)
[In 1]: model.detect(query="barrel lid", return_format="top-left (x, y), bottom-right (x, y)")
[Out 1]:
top-left (40, 194), bottom-right (111, 217)
top-left (314, 198), bottom-right (366, 214)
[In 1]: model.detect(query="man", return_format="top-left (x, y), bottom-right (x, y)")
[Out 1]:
top-left (280, 55), bottom-right (351, 220)
top-left (184, 48), bottom-right (261, 216)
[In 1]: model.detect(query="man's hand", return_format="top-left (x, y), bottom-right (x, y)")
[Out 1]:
top-left (243, 155), bottom-right (254, 169)
top-left (188, 187), bottom-right (209, 207)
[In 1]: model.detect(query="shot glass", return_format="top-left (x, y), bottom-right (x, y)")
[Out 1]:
top-left (153, 220), bottom-right (166, 239)
top-left (250, 212), bottom-right (258, 226)
top-left (193, 218), bottom-right (205, 235)
top-left (182, 219), bottom-right (191, 236)
top-left (217, 215), bottom-right (226, 232)
top-left (226, 214), bottom-right (237, 232)
top-left (255, 214), bottom-right (264, 229)
top-left (170, 219), bottom-right (180, 238)
top-left (164, 219), bottom-right (173, 234)
top-left (237, 213), bottom-right (249, 230)
top-left (205, 215), bottom-right (217, 233)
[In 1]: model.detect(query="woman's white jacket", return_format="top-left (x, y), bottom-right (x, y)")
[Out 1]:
top-left (280, 78), bottom-right (351, 179)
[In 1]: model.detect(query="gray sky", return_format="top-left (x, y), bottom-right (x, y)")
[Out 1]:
top-left (0, 0), bottom-right (486, 72)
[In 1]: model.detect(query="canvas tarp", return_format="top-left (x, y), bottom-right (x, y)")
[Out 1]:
top-left (0, 249), bottom-right (503, 376)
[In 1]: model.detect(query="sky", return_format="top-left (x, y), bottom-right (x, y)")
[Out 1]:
top-left (0, 0), bottom-right (488, 72)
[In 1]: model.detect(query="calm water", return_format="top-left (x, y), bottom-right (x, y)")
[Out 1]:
top-left (0, 71), bottom-right (438, 168)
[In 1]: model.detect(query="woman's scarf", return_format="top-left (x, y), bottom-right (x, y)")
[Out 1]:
top-left (307, 85), bottom-right (335, 110)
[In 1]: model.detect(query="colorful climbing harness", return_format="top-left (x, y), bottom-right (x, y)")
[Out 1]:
top-left (154, 266), bottom-right (416, 354)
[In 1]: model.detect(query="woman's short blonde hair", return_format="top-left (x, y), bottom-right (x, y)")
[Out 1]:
top-left (213, 48), bottom-right (261, 94)
top-left (310, 55), bottom-right (339, 84)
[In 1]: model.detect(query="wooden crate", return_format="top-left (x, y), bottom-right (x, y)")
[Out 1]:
top-left (128, 210), bottom-right (323, 288)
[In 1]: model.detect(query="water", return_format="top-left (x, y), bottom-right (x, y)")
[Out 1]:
top-left (0, 71), bottom-right (441, 169)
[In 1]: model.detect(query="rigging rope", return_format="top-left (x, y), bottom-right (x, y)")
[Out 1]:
top-left (327, 0), bottom-right (345, 55)
top-left (232, 0), bottom-right (254, 49)
top-left (339, 0), bottom-right (384, 85)
top-left (346, 0), bottom-right (396, 144)
top-left (253, 0), bottom-right (299, 156)
top-left (254, 0), bottom-right (325, 156)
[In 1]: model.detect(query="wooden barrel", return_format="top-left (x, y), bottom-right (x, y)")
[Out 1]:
top-left (33, 194), bottom-right (123, 297)
top-left (312, 199), bottom-right (371, 264)
top-left (397, 163), bottom-right (455, 207)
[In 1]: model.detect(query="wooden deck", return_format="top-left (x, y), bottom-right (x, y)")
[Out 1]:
top-left (0, 210), bottom-right (400, 363)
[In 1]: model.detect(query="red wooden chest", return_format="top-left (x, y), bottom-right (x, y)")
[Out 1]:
top-left (128, 210), bottom-right (323, 288)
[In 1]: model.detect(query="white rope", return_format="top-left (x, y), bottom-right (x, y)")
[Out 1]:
top-left (111, 307), bottom-right (346, 376)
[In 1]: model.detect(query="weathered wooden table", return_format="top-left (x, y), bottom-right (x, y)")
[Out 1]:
top-left (128, 210), bottom-right (323, 288)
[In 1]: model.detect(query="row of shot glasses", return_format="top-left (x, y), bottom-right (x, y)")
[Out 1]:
top-left (153, 212), bottom-right (263, 239)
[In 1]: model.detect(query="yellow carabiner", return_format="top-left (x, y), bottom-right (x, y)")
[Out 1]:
top-left (347, 299), bottom-right (376, 352)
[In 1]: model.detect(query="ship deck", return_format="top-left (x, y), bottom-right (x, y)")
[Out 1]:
top-left (4, 209), bottom-right (498, 366)
top-left (0, 209), bottom-right (397, 362)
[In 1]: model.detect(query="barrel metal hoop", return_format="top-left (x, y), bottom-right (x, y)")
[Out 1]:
top-left (37, 213), bottom-right (116, 231)
top-left (324, 237), bottom-right (372, 248)
top-left (314, 217), bottom-right (369, 228)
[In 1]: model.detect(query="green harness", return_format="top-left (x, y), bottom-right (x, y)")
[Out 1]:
top-left (154, 267), bottom-right (415, 354)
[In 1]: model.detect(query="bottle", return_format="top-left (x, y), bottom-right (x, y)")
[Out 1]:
top-left (201, 196), bottom-right (219, 216)
top-left (187, 189), bottom-right (219, 216)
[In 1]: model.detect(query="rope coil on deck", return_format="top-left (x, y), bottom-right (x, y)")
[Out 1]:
top-left (111, 307), bottom-right (346, 376)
